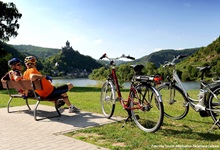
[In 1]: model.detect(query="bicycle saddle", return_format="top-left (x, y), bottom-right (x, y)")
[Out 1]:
top-left (130, 64), bottom-right (144, 74)
top-left (196, 66), bottom-right (211, 72)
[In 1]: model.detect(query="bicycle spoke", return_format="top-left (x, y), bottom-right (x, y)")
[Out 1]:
top-left (130, 84), bottom-right (164, 132)
top-left (100, 81), bottom-right (116, 118)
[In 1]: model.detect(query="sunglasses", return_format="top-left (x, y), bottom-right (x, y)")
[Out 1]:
top-left (26, 63), bottom-right (33, 66)
top-left (15, 63), bottom-right (22, 66)
top-left (26, 57), bottom-right (36, 62)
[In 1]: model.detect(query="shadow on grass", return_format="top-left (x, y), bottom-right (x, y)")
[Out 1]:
top-left (161, 122), bottom-right (220, 141)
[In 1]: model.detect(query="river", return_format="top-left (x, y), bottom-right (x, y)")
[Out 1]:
top-left (53, 78), bottom-right (200, 90)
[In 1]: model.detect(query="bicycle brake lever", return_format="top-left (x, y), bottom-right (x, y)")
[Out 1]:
top-left (127, 55), bottom-right (135, 60)
top-left (99, 53), bottom-right (106, 60)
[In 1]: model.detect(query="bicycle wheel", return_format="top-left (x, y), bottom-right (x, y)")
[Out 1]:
top-left (130, 83), bottom-right (164, 132)
top-left (157, 83), bottom-right (189, 120)
top-left (100, 81), bottom-right (116, 118)
top-left (208, 85), bottom-right (220, 128)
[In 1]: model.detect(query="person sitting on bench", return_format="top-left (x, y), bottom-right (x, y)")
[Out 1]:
top-left (1, 58), bottom-right (23, 82)
top-left (1, 58), bottom-right (31, 96)
top-left (23, 56), bottom-right (80, 113)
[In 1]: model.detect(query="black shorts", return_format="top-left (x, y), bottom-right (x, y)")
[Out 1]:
top-left (47, 84), bottom-right (68, 98)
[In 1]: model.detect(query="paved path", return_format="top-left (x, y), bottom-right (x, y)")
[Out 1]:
top-left (0, 105), bottom-right (123, 150)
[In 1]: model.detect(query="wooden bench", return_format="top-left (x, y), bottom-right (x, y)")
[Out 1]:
top-left (1, 79), bottom-right (62, 121)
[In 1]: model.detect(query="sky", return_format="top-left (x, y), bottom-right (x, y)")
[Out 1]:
top-left (3, 0), bottom-right (220, 59)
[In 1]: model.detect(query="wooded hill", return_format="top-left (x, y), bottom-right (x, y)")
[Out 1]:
top-left (12, 44), bottom-right (60, 58)
top-left (90, 36), bottom-right (220, 82)
top-left (133, 48), bottom-right (200, 67)
top-left (175, 36), bottom-right (220, 81)
top-left (40, 49), bottom-right (102, 77)
top-left (1, 36), bottom-right (220, 84)
top-left (0, 41), bottom-right (102, 80)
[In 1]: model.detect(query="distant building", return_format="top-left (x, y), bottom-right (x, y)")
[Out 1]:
top-left (61, 40), bottom-right (73, 52)
top-left (55, 62), bottom-right (59, 67)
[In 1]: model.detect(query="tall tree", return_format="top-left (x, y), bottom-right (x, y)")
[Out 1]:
top-left (0, 1), bottom-right (22, 42)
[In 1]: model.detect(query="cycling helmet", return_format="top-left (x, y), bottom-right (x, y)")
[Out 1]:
top-left (24, 56), bottom-right (37, 65)
top-left (8, 58), bottom-right (22, 67)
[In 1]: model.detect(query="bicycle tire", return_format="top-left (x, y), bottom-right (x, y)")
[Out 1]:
top-left (208, 85), bottom-right (220, 128)
top-left (130, 83), bottom-right (164, 132)
top-left (157, 83), bottom-right (189, 120)
top-left (100, 81), bottom-right (116, 118)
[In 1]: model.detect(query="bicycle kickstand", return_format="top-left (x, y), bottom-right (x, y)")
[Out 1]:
top-left (122, 109), bottom-right (133, 128)
top-left (208, 119), bottom-right (220, 133)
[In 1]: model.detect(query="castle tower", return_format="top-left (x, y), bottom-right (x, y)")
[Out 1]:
top-left (61, 40), bottom-right (73, 52)
top-left (66, 40), bottom-right (70, 48)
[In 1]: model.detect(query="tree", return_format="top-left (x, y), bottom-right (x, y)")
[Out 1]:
top-left (0, 1), bottom-right (22, 42)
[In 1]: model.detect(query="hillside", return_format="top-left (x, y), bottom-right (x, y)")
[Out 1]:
top-left (134, 48), bottom-right (200, 67)
top-left (12, 44), bottom-right (60, 58)
top-left (40, 47), bottom-right (102, 77)
top-left (0, 41), bottom-right (102, 78)
top-left (90, 36), bottom-right (220, 82)
top-left (176, 36), bottom-right (220, 80)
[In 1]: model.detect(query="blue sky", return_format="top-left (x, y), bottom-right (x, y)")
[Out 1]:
top-left (3, 0), bottom-right (220, 59)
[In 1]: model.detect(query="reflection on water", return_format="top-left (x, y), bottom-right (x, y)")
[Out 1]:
top-left (53, 78), bottom-right (200, 90)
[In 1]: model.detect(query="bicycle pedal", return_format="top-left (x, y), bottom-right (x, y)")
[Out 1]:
top-left (199, 111), bottom-right (210, 117)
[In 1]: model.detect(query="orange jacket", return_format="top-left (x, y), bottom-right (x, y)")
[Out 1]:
top-left (23, 68), bottom-right (54, 98)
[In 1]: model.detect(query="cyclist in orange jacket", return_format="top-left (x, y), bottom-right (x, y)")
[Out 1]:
top-left (23, 56), bottom-right (80, 113)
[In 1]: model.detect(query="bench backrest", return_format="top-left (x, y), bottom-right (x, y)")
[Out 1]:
top-left (1, 80), bottom-right (43, 91)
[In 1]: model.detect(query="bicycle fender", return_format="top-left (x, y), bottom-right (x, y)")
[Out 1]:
top-left (151, 86), bottom-right (163, 102)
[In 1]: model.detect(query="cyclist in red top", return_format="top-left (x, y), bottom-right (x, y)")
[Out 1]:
top-left (1, 58), bottom-right (23, 82)
top-left (23, 56), bottom-right (80, 113)
top-left (1, 58), bottom-right (26, 95)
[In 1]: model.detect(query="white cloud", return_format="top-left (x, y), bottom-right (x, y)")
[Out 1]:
top-left (94, 39), bottom-right (102, 44)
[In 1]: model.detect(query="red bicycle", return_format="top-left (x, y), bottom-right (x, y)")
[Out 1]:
top-left (100, 53), bottom-right (164, 132)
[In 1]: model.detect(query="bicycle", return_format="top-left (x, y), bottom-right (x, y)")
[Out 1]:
top-left (99, 53), bottom-right (164, 132)
top-left (157, 55), bottom-right (220, 131)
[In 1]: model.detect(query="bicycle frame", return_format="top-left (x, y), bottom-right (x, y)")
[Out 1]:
top-left (110, 67), bottom-right (122, 99)
top-left (170, 63), bottom-right (220, 111)
top-left (109, 67), bottom-right (145, 110)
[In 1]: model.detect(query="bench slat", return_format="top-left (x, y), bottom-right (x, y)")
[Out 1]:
top-left (2, 80), bottom-right (43, 90)
top-left (1, 79), bottom-right (61, 121)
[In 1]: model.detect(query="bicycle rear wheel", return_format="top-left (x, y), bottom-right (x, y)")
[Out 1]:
top-left (130, 84), bottom-right (164, 132)
top-left (157, 83), bottom-right (189, 120)
top-left (100, 81), bottom-right (116, 118)
top-left (208, 85), bottom-right (220, 128)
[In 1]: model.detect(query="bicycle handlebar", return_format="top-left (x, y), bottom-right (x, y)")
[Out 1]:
top-left (163, 55), bottom-right (188, 67)
top-left (99, 53), bottom-right (107, 60)
top-left (99, 53), bottom-right (135, 61)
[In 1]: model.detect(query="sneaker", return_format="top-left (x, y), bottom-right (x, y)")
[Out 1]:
top-left (69, 105), bottom-right (80, 113)
top-left (57, 99), bottom-right (65, 108)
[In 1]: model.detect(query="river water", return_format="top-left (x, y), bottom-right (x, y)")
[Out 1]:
top-left (53, 78), bottom-right (200, 90)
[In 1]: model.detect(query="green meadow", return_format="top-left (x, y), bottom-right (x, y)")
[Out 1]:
top-left (1, 87), bottom-right (220, 150)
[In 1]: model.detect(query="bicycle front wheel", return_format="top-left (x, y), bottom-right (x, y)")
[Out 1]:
top-left (100, 81), bottom-right (116, 118)
top-left (130, 84), bottom-right (164, 132)
top-left (157, 83), bottom-right (189, 120)
top-left (208, 85), bottom-right (220, 128)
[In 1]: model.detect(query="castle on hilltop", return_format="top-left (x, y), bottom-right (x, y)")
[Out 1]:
top-left (61, 40), bottom-right (73, 52)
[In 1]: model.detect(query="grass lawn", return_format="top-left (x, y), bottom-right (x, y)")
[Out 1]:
top-left (1, 87), bottom-right (220, 150)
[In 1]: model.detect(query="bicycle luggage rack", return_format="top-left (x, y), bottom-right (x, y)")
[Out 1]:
top-left (133, 75), bottom-right (154, 82)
